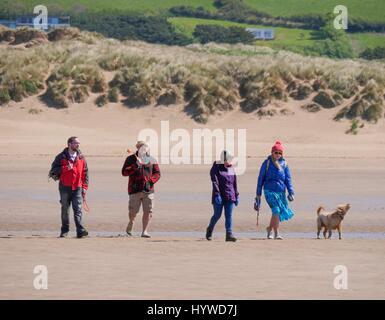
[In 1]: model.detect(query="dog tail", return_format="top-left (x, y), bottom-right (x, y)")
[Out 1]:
top-left (317, 206), bottom-right (324, 216)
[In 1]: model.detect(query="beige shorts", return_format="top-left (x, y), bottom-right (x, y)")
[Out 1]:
top-left (129, 192), bottom-right (154, 215)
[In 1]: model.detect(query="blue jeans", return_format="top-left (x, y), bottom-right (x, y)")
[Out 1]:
top-left (59, 185), bottom-right (86, 235)
top-left (208, 200), bottom-right (234, 234)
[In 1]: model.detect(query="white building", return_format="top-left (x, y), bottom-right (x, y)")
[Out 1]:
top-left (0, 16), bottom-right (70, 30)
top-left (246, 28), bottom-right (275, 40)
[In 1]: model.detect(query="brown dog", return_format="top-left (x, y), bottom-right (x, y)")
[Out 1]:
top-left (316, 204), bottom-right (351, 239)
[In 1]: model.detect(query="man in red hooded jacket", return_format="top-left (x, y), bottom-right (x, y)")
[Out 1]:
top-left (50, 136), bottom-right (89, 238)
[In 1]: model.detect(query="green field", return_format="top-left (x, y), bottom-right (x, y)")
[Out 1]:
top-left (245, 0), bottom-right (385, 23)
top-left (169, 17), bottom-right (314, 51)
top-left (12, 0), bottom-right (385, 23)
top-left (9, 0), bottom-right (216, 14)
top-left (349, 32), bottom-right (385, 50)
top-left (170, 17), bottom-right (385, 55)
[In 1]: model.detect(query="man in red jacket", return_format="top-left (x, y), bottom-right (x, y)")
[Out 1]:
top-left (50, 136), bottom-right (89, 238)
top-left (122, 141), bottom-right (161, 238)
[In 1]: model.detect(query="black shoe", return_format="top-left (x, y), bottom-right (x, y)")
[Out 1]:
top-left (206, 227), bottom-right (213, 241)
top-left (77, 230), bottom-right (89, 238)
top-left (226, 233), bottom-right (237, 242)
top-left (59, 232), bottom-right (68, 238)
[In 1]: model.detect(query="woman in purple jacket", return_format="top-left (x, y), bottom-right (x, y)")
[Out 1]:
top-left (206, 151), bottom-right (239, 242)
top-left (255, 140), bottom-right (295, 240)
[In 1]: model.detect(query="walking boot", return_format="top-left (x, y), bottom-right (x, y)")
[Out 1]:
top-left (206, 227), bottom-right (213, 241)
top-left (225, 232), bottom-right (237, 242)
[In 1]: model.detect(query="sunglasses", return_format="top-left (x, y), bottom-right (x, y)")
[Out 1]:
top-left (273, 151), bottom-right (282, 155)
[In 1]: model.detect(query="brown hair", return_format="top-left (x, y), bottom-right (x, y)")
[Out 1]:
top-left (67, 136), bottom-right (78, 145)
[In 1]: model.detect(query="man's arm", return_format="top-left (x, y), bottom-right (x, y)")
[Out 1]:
top-left (149, 163), bottom-right (161, 185)
top-left (82, 158), bottom-right (89, 191)
top-left (50, 154), bottom-right (63, 178)
top-left (122, 155), bottom-right (139, 176)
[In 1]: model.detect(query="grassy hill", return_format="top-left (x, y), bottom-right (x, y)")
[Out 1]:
top-left (7, 0), bottom-right (385, 23)
top-left (1, 1), bottom-right (384, 58)
top-left (244, 0), bottom-right (385, 23)
top-left (3, 0), bottom-right (215, 14)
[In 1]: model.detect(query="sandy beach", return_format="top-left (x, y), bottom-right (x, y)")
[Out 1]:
top-left (0, 99), bottom-right (384, 299)
top-left (1, 237), bottom-right (384, 300)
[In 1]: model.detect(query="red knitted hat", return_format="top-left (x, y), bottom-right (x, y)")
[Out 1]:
top-left (272, 140), bottom-right (284, 153)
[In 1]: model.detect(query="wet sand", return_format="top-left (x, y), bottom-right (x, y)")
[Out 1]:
top-left (1, 156), bottom-right (384, 234)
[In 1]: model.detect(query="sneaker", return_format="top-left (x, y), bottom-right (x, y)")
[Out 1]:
top-left (141, 232), bottom-right (151, 238)
top-left (274, 234), bottom-right (283, 240)
top-left (225, 233), bottom-right (237, 242)
top-left (266, 227), bottom-right (274, 239)
top-left (206, 227), bottom-right (213, 241)
top-left (126, 221), bottom-right (133, 236)
top-left (77, 230), bottom-right (89, 238)
top-left (59, 232), bottom-right (68, 238)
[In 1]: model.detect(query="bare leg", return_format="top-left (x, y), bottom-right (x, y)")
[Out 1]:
top-left (126, 212), bottom-right (136, 235)
top-left (129, 212), bottom-right (136, 224)
top-left (271, 215), bottom-right (280, 235)
top-left (266, 225), bottom-right (272, 239)
top-left (142, 212), bottom-right (152, 234)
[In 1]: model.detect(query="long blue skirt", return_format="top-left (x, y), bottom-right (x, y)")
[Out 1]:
top-left (264, 190), bottom-right (294, 222)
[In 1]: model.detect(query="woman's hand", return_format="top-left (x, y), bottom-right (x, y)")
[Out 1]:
top-left (214, 195), bottom-right (222, 205)
top-left (287, 194), bottom-right (294, 202)
top-left (235, 195), bottom-right (239, 207)
top-left (254, 196), bottom-right (261, 211)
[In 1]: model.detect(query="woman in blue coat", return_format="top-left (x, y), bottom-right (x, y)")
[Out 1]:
top-left (255, 141), bottom-right (295, 240)
top-left (206, 150), bottom-right (239, 242)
